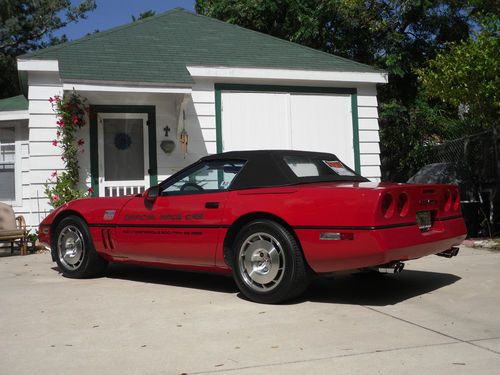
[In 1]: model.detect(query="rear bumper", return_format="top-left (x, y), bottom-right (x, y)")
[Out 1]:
top-left (296, 217), bottom-right (467, 273)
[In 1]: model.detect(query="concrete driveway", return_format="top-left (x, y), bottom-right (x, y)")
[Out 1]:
top-left (1, 246), bottom-right (499, 374)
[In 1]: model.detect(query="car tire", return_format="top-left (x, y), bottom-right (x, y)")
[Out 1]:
top-left (232, 220), bottom-right (309, 304)
top-left (53, 216), bottom-right (107, 278)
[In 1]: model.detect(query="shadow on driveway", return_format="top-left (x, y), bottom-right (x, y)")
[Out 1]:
top-left (105, 264), bottom-right (238, 294)
top-left (301, 270), bottom-right (461, 306)
top-left (52, 264), bottom-right (460, 306)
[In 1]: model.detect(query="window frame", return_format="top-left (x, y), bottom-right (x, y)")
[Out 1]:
top-left (0, 122), bottom-right (22, 206)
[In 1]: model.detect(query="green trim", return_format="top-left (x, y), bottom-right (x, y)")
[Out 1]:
top-left (147, 107), bottom-right (158, 186)
top-left (214, 83), bottom-right (355, 95)
top-left (215, 88), bottom-right (223, 153)
top-left (351, 94), bottom-right (361, 173)
top-left (89, 109), bottom-right (99, 197)
top-left (18, 72), bottom-right (28, 98)
top-left (88, 105), bottom-right (157, 197)
top-left (214, 84), bottom-right (361, 172)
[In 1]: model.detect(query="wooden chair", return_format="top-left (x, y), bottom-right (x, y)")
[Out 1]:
top-left (0, 202), bottom-right (28, 256)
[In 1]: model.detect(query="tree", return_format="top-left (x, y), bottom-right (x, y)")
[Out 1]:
top-left (132, 10), bottom-right (156, 22)
top-left (418, 18), bottom-right (499, 128)
top-left (195, 0), bottom-right (496, 180)
top-left (0, 0), bottom-right (96, 98)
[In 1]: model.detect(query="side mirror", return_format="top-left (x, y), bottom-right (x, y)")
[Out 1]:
top-left (145, 185), bottom-right (160, 202)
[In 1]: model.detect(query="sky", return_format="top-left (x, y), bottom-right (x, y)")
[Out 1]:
top-left (54, 0), bottom-right (196, 40)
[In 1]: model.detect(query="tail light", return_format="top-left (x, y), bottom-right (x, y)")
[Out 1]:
top-left (381, 193), bottom-right (395, 218)
top-left (397, 192), bottom-right (409, 217)
top-left (452, 189), bottom-right (460, 211)
top-left (443, 189), bottom-right (452, 212)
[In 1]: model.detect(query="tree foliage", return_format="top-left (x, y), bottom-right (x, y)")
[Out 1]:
top-left (0, 0), bottom-right (96, 98)
top-left (418, 18), bottom-right (499, 127)
top-left (196, 0), bottom-right (498, 180)
top-left (132, 10), bottom-right (156, 22)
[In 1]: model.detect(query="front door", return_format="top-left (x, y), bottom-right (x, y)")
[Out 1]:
top-left (97, 113), bottom-right (149, 197)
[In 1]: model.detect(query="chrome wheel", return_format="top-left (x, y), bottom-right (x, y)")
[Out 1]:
top-left (238, 232), bottom-right (285, 292)
top-left (57, 225), bottom-right (85, 270)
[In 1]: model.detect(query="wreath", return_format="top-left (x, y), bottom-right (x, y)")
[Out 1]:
top-left (114, 132), bottom-right (132, 150)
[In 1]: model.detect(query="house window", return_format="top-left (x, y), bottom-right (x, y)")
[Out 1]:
top-left (0, 127), bottom-right (15, 200)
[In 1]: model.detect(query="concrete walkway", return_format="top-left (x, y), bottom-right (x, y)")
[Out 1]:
top-left (0, 247), bottom-right (499, 374)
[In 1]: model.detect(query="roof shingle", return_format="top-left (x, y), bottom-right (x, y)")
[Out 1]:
top-left (23, 8), bottom-right (382, 85)
top-left (0, 95), bottom-right (28, 112)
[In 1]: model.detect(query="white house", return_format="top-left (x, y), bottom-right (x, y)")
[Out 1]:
top-left (0, 8), bottom-right (387, 227)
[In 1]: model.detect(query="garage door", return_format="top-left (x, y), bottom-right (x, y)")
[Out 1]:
top-left (221, 91), bottom-right (355, 168)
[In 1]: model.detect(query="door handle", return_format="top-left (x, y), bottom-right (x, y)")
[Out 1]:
top-left (205, 202), bottom-right (219, 209)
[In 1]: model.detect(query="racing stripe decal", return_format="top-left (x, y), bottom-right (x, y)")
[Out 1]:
top-left (88, 223), bottom-right (231, 229)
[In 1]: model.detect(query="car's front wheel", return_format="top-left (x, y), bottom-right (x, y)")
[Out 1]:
top-left (232, 220), bottom-right (309, 304)
top-left (54, 216), bottom-right (107, 278)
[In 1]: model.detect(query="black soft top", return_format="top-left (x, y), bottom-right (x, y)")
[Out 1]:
top-left (201, 150), bottom-right (368, 190)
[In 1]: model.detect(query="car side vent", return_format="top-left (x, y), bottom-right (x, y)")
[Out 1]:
top-left (101, 229), bottom-right (114, 250)
top-left (101, 229), bottom-right (108, 249)
top-left (107, 229), bottom-right (114, 249)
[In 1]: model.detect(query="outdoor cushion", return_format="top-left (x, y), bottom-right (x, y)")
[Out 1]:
top-left (0, 229), bottom-right (24, 238)
top-left (0, 229), bottom-right (25, 238)
top-left (0, 202), bottom-right (16, 230)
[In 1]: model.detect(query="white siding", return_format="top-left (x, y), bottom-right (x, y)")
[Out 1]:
top-left (26, 74), bottom-right (64, 226)
top-left (189, 80), bottom-right (217, 166)
top-left (357, 84), bottom-right (381, 181)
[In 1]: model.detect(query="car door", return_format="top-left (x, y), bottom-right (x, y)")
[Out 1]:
top-left (114, 160), bottom-right (245, 266)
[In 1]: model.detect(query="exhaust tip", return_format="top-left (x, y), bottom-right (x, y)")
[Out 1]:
top-left (436, 246), bottom-right (460, 258)
top-left (377, 261), bottom-right (405, 274)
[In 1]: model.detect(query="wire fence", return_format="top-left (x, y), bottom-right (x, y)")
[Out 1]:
top-left (428, 128), bottom-right (500, 237)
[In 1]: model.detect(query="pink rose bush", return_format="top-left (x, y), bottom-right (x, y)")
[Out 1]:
top-left (45, 92), bottom-right (93, 208)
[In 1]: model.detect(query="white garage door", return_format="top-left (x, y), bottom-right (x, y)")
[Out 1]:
top-left (221, 91), bottom-right (355, 168)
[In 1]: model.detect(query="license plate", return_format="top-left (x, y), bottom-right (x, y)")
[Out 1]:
top-left (416, 211), bottom-right (432, 231)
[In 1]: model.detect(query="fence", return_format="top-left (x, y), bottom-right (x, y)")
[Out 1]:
top-left (428, 129), bottom-right (500, 237)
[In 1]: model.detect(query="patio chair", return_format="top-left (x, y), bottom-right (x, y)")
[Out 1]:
top-left (0, 202), bottom-right (28, 256)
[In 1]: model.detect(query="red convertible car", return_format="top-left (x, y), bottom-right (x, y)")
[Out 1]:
top-left (39, 150), bottom-right (466, 303)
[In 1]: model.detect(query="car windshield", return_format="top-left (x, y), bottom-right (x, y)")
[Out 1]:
top-left (161, 160), bottom-right (246, 195)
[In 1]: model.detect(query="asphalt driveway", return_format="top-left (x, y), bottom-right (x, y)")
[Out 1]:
top-left (0, 246), bottom-right (499, 374)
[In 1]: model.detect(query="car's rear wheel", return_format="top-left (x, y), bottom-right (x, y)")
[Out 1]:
top-left (54, 216), bottom-right (107, 278)
top-left (232, 220), bottom-right (309, 304)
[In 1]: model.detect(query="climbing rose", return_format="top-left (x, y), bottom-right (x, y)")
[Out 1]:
top-left (52, 140), bottom-right (58, 146)
top-left (51, 171), bottom-right (57, 177)
top-left (87, 187), bottom-right (93, 194)
top-left (56, 119), bottom-right (65, 127)
top-left (77, 139), bottom-right (84, 146)
top-left (72, 115), bottom-right (78, 125)
top-left (52, 195), bottom-right (60, 202)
